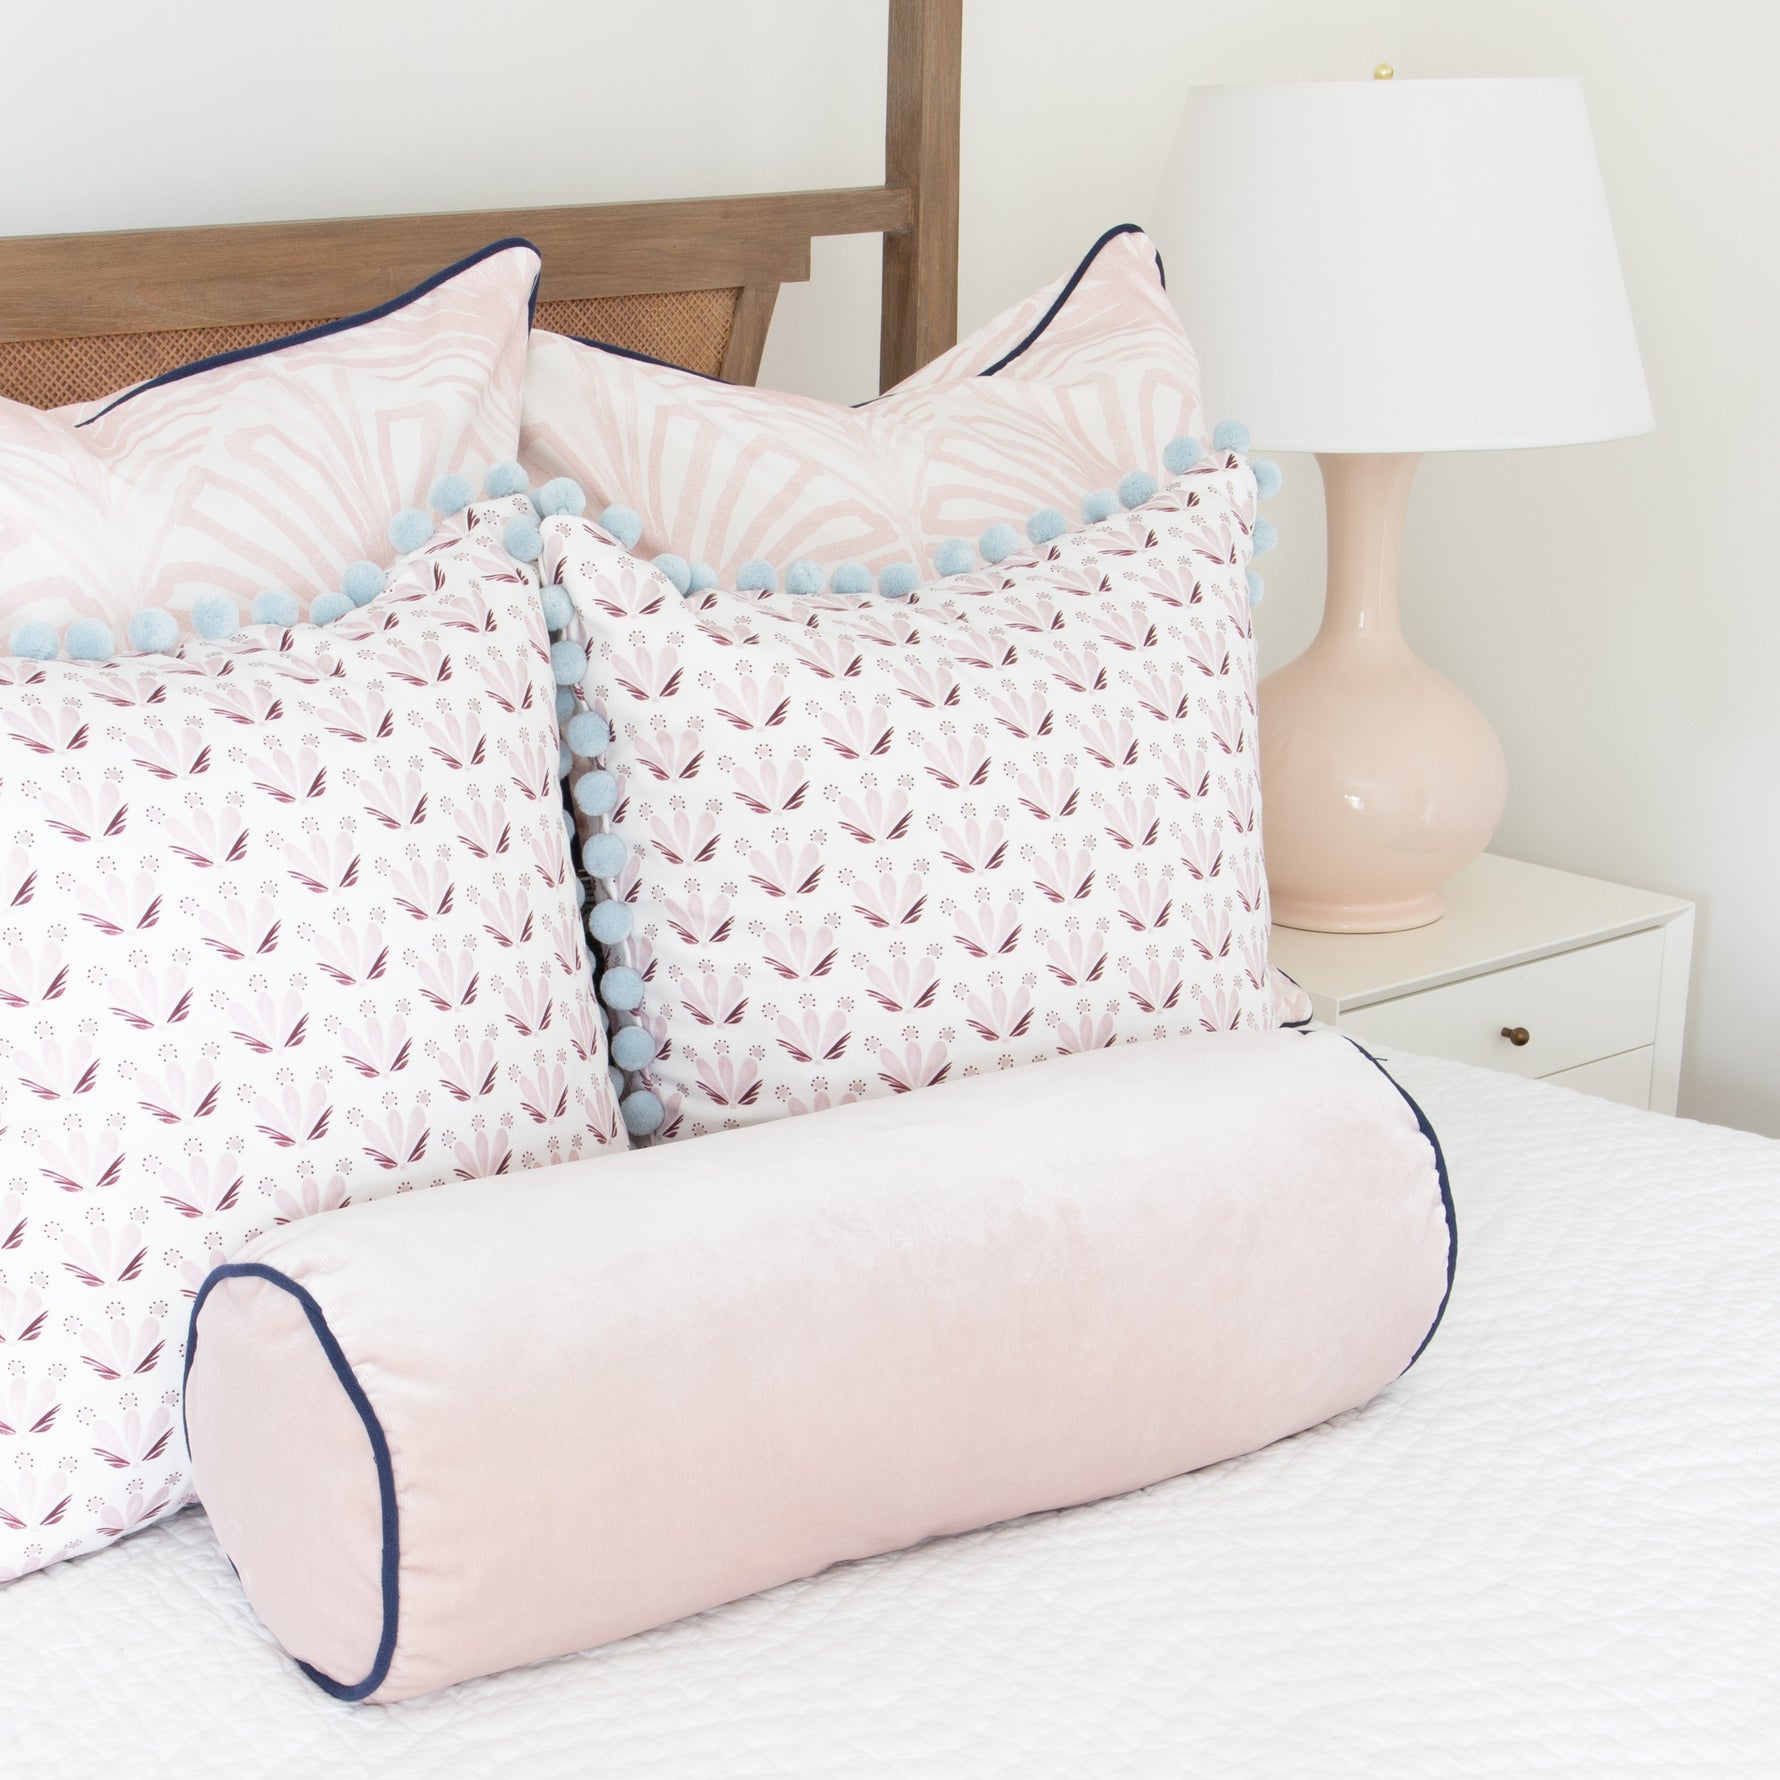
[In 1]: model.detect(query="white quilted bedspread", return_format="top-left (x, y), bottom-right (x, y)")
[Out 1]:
top-left (4, 1056), bottom-right (1776, 1778)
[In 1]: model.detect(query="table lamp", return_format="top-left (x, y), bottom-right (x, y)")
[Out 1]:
top-left (1149, 73), bottom-right (1652, 931)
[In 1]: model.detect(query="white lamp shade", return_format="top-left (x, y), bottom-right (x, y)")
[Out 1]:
top-left (1150, 78), bottom-right (1653, 452)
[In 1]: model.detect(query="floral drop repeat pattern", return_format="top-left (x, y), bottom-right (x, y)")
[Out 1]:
top-left (0, 531), bottom-right (623, 1581)
top-left (520, 228), bottom-right (1201, 585)
top-left (554, 454), bottom-right (1283, 1144)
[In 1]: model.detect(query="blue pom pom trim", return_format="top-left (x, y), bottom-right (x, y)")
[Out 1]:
top-left (309, 590), bottom-right (352, 626)
top-left (877, 562), bottom-right (919, 600)
top-left (785, 559), bottom-right (824, 597)
top-left (503, 514), bottom-right (544, 562)
top-left (620, 1088), bottom-right (664, 1137)
top-left (565, 710), bottom-right (611, 757)
top-left (1026, 506), bottom-right (1067, 545)
top-left (652, 553), bottom-right (692, 595)
top-left (1162, 435), bottom-right (1202, 475)
top-left (737, 558), bottom-right (779, 593)
top-left (979, 522), bottom-right (1020, 564)
top-left (9, 620), bottom-right (59, 661)
top-left (540, 585), bottom-right (574, 633)
top-left (1252, 458), bottom-right (1283, 498)
top-left (342, 561), bottom-right (387, 607)
top-left (1119, 468), bottom-right (1159, 510)
top-left (934, 539), bottom-right (974, 577)
top-left (430, 472), bottom-right (474, 515)
top-left (251, 589), bottom-right (300, 627)
top-left (609, 1024), bottom-right (656, 1071)
top-left (600, 966), bottom-right (646, 1012)
top-left (582, 830), bottom-right (627, 878)
top-left (550, 640), bottom-right (589, 687)
top-left (191, 594), bottom-right (238, 641)
top-left (587, 898), bottom-right (634, 944)
top-left (1251, 516), bottom-right (1279, 556)
top-left (1246, 569), bottom-right (1265, 607)
top-left (483, 461), bottom-right (528, 499)
top-left (1080, 488), bottom-right (1119, 525)
top-left (599, 504), bottom-right (644, 551)
top-left (536, 476), bottom-right (587, 519)
top-left (126, 608), bottom-right (178, 654)
top-left (1212, 418), bottom-right (1252, 454)
top-left (573, 769), bottom-right (618, 816)
top-left (687, 562), bottom-right (718, 595)
top-left (66, 618), bottom-right (115, 661)
top-left (387, 507), bottom-right (433, 554)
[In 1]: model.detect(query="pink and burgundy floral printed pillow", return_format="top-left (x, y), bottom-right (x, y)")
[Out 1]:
top-left (550, 449), bottom-right (1284, 1144)
top-left (519, 226), bottom-right (1202, 586)
top-left (0, 529), bottom-right (623, 1581)
top-left (0, 241), bottom-right (538, 643)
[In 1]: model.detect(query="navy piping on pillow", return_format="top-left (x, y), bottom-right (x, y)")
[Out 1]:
top-left (1341, 1037), bottom-right (1459, 1372)
top-left (556, 223), bottom-right (1165, 403)
top-left (977, 223), bottom-right (1161, 378)
top-left (79, 238), bottom-right (543, 427)
top-left (183, 1262), bottom-right (400, 1703)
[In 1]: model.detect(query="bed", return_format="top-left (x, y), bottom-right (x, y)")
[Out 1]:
top-left (5, 1054), bottom-right (1774, 1775)
top-left (1, 3), bottom-right (1775, 1770)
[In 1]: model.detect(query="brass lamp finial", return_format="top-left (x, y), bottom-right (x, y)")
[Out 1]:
top-left (1374, 62), bottom-right (1395, 80)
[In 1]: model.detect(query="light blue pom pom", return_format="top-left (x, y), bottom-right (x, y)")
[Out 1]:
top-left (574, 875), bottom-right (587, 908)
top-left (599, 504), bottom-right (644, 551)
top-left (785, 558), bottom-right (824, 596)
top-left (565, 710), bottom-right (611, 757)
top-left (1252, 458), bottom-right (1283, 498)
top-left (600, 966), bottom-right (645, 1012)
top-left (252, 589), bottom-right (300, 627)
top-left (877, 562), bottom-right (919, 600)
top-left (540, 585), bottom-right (574, 632)
top-left (1163, 435), bottom-right (1203, 475)
top-left (9, 620), bottom-right (58, 660)
top-left (619, 1084), bottom-right (665, 1137)
top-left (430, 472), bottom-right (474, 515)
top-left (737, 558), bottom-right (778, 593)
top-left (979, 522), bottom-right (1021, 564)
top-left (484, 461), bottom-right (528, 499)
top-left (191, 594), bottom-right (238, 641)
top-left (652, 553), bottom-right (691, 595)
top-left (582, 830), bottom-right (627, 878)
top-left (1026, 506), bottom-right (1067, 545)
top-left (309, 590), bottom-right (352, 626)
top-left (1252, 516), bottom-right (1279, 556)
top-left (1212, 418), bottom-right (1252, 454)
top-left (66, 618), bottom-right (114, 661)
top-left (536, 476), bottom-right (587, 518)
top-left (342, 560), bottom-right (387, 607)
top-left (687, 561), bottom-right (717, 594)
top-left (558, 744), bottom-right (573, 780)
top-left (574, 769), bottom-right (618, 816)
top-left (609, 1024), bottom-right (656, 1071)
top-left (620, 1088), bottom-right (664, 1137)
top-left (387, 507), bottom-right (433, 554)
top-left (1247, 569), bottom-right (1265, 607)
top-left (126, 608), bottom-right (178, 654)
top-left (1080, 488), bottom-right (1119, 524)
top-left (551, 640), bottom-right (589, 687)
top-left (609, 1065), bottom-right (626, 1099)
top-left (554, 686), bottom-right (576, 722)
top-left (503, 514), bottom-right (543, 562)
top-left (587, 898), bottom-right (634, 945)
top-left (934, 538), bottom-right (974, 577)
top-left (829, 562), bottom-right (872, 596)
top-left (1119, 469), bottom-right (1159, 510)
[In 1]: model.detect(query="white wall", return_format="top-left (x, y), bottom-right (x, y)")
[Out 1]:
top-left (6, 2), bottom-right (1767, 1127)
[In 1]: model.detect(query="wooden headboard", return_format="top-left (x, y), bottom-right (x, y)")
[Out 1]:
top-left (0, 0), bottom-right (960, 408)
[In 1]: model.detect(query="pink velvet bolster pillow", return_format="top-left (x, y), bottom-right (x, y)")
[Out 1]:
top-left (183, 1029), bottom-right (1454, 1704)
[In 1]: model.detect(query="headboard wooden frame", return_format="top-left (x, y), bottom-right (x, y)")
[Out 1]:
top-left (0, 0), bottom-right (961, 408)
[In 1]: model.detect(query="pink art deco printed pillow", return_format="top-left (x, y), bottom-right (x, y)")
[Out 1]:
top-left (519, 226), bottom-right (1202, 589)
top-left (0, 241), bottom-right (538, 643)
top-left (0, 528), bottom-right (623, 1581)
top-left (549, 451), bottom-right (1282, 1144)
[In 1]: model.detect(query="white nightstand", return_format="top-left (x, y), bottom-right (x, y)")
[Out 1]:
top-left (1269, 854), bottom-right (1694, 1113)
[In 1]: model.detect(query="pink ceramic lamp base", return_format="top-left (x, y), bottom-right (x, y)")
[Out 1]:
top-left (1261, 453), bottom-right (1507, 934)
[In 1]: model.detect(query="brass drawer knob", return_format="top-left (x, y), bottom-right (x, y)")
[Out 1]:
top-left (1501, 1025), bottom-right (1531, 1047)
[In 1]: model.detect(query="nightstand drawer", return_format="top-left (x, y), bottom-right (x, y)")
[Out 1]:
top-left (1337, 928), bottom-right (1665, 1080)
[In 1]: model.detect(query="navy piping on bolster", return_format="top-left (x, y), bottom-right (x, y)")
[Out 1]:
top-left (79, 239), bottom-right (543, 427)
top-left (1341, 1037), bottom-right (1458, 1372)
top-left (560, 332), bottom-right (729, 386)
top-left (977, 223), bottom-right (1160, 378)
top-left (183, 1262), bottom-right (399, 1703)
top-left (1276, 967), bottom-right (1314, 1031)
